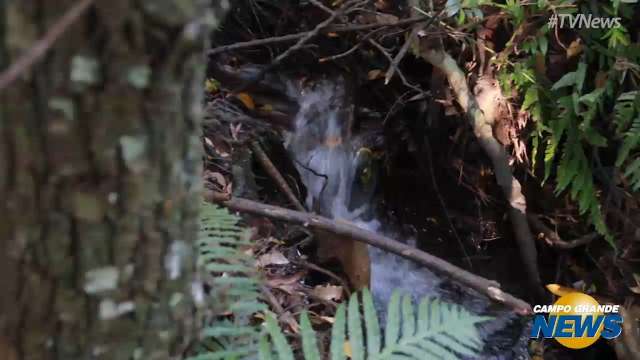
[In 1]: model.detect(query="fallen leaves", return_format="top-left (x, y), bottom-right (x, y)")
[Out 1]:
top-left (256, 250), bottom-right (290, 267)
top-left (235, 92), bottom-right (255, 110)
top-left (367, 69), bottom-right (384, 80)
top-left (312, 285), bottom-right (344, 301)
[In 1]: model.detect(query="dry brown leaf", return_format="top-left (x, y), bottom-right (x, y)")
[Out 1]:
top-left (256, 251), bottom-right (290, 267)
top-left (368, 69), bottom-right (384, 80)
top-left (546, 283), bottom-right (579, 297)
top-left (267, 273), bottom-right (303, 286)
top-left (312, 285), bottom-right (343, 301)
top-left (566, 39), bottom-right (583, 59)
top-left (235, 92), bottom-right (255, 110)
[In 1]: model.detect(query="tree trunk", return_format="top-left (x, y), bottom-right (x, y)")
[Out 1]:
top-left (0, 1), bottom-right (225, 358)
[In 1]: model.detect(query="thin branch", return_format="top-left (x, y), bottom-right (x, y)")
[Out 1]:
top-left (0, 0), bottom-right (95, 92)
top-left (234, 0), bottom-right (358, 92)
top-left (527, 214), bottom-right (599, 249)
top-left (408, 0), bottom-right (544, 302)
top-left (319, 27), bottom-right (386, 63)
top-left (251, 140), bottom-right (306, 212)
top-left (384, 9), bottom-right (447, 85)
top-left (368, 39), bottom-right (423, 93)
top-left (207, 17), bottom-right (434, 56)
top-left (384, 26), bottom-right (420, 85)
top-left (205, 193), bottom-right (533, 315)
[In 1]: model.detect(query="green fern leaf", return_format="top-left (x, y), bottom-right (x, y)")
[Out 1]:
top-left (363, 288), bottom-right (381, 355)
top-left (401, 295), bottom-right (415, 339)
top-left (189, 203), bottom-right (263, 360)
top-left (384, 291), bottom-right (402, 348)
top-left (331, 304), bottom-right (347, 360)
top-left (254, 290), bottom-right (491, 360)
top-left (349, 294), bottom-right (365, 360)
top-left (301, 312), bottom-right (321, 360)
top-left (264, 312), bottom-right (295, 360)
top-left (259, 334), bottom-right (274, 360)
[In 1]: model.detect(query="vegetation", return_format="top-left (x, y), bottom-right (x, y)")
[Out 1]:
top-left (193, 204), bottom-right (490, 359)
top-left (492, 0), bottom-right (640, 246)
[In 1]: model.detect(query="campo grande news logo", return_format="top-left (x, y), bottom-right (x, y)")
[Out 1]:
top-left (530, 290), bottom-right (623, 349)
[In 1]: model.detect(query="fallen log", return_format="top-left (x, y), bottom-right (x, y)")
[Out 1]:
top-left (205, 192), bottom-right (533, 315)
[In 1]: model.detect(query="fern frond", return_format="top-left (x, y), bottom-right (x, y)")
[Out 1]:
top-left (260, 290), bottom-right (492, 360)
top-left (188, 202), bottom-right (265, 360)
top-left (330, 303), bottom-right (347, 360)
top-left (614, 91), bottom-right (640, 193)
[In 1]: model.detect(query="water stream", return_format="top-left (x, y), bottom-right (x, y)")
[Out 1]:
top-left (286, 79), bottom-right (530, 359)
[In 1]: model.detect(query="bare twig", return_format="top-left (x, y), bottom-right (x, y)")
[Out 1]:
top-left (368, 39), bottom-right (423, 93)
top-left (308, 0), bottom-right (335, 15)
top-left (207, 17), bottom-right (434, 56)
top-left (0, 0), bottom-right (94, 92)
top-left (251, 140), bottom-right (306, 212)
top-left (261, 285), bottom-right (299, 331)
top-left (319, 28), bottom-right (386, 63)
top-left (384, 9), bottom-right (449, 85)
top-left (527, 214), bottom-right (599, 249)
top-left (384, 26), bottom-right (420, 85)
top-left (235, 0), bottom-right (358, 92)
top-left (206, 193), bottom-right (533, 315)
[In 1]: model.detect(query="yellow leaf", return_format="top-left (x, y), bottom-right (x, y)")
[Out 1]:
top-left (368, 69), bottom-right (383, 80)
top-left (566, 40), bottom-right (583, 59)
top-left (343, 341), bottom-right (352, 357)
top-left (236, 92), bottom-right (255, 110)
top-left (205, 78), bottom-right (220, 93)
top-left (546, 284), bottom-right (579, 297)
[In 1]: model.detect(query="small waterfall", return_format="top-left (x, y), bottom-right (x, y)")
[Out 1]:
top-left (286, 79), bottom-right (442, 305)
top-left (286, 79), bottom-right (530, 360)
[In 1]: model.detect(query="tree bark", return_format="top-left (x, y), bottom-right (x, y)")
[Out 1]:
top-left (0, 1), bottom-right (224, 359)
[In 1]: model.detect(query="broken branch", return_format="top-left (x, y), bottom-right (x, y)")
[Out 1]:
top-left (205, 193), bottom-right (533, 315)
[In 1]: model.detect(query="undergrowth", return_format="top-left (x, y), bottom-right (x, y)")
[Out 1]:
top-left (192, 203), bottom-right (492, 359)
top-left (490, 0), bottom-right (640, 248)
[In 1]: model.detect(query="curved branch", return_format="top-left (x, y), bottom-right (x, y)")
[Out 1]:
top-left (205, 192), bottom-right (533, 315)
top-left (416, 47), bottom-right (544, 301)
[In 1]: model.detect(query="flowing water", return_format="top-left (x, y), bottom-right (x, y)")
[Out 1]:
top-left (286, 79), bottom-right (531, 359)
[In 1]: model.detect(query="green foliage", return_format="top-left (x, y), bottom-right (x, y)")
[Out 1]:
top-left (492, 0), bottom-right (640, 248)
top-left (192, 205), bottom-right (491, 359)
top-left (261, 289), bottom-right (492, 359)
top-left (614, 91), bottom-right (640, 192)
top-left (189, 202), bottom-right (265, 360)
